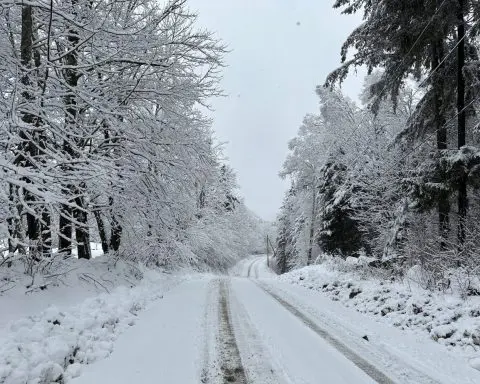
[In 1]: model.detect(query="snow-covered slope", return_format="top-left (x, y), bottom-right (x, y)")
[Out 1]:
top-left (276, 258), bottom-right (480, 374)
top-left (0, 256), bottom-right (181, 384)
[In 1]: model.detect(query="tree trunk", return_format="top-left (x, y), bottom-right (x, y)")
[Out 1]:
top-left (74, 188), bottom-right (91, 260)
top-left (307, 182), bottom-right (317, 265)
top-left (7, 184), bottom-right (25, 254)
top-left (457, 0), bottom-right (467, 246)
top-left (40, 208), bottom-right (52, 256)
top-left (93, 208), bottom-right (109, 254)
top-left (281, 242), bottom-right (287, 274)
top-left (110, 217), bottom-right (122, 252)
top-left (19, 5), bottom-right (41, 251)
top-left (432, 38), bottom-right (450, 249)
top-left (110, 213), bottom-right (122, 252)
top-left (60, 0), bottom-right (84, 256)
top-left (59, 203), bottom-right (73, 254)
top-left (108, 193), bottom-right (122, 252)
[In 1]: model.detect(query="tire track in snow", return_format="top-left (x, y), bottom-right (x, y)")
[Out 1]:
top-left (252, 259), bottom-right (259, 279)
top-left (228, 279), bottom-right (288, 384)
top-left (257, 282), bottom-right (443, 384)
top-left (246, 259), bottom-right (255, 278)
top-left (200, 278), bottom-right (220, 383)
top-left (255, 282), bottom-right (397, 384)
top-left (246, 258), bottom-right (261, 279)
top-left (218, 280), bottom-right (248, 383)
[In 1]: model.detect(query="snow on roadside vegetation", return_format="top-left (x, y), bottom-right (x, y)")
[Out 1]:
top-left (277, 256), bottom-right (480, 370)
top-left (0, 253), bottom-right (143, 331)
top-left (0, 255), bottom-right (181, 384)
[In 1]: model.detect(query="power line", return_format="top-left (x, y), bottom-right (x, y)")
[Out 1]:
top-left (333, 16), bottom-right (480, 202)
top-left (363, 92), bottom-right (480, 193)
top-left (326, 0), bottom-right (449, 159)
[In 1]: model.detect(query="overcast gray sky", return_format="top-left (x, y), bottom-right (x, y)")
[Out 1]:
top-left (188, 0), bottom-right (364, 221)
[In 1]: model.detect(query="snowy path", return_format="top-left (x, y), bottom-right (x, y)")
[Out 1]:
top-left (230, 278), bottom-right (377, 383)
top-left (61, 256), bottom-right (480, 383)
top-left (71, 277), bottom-right (213, 384)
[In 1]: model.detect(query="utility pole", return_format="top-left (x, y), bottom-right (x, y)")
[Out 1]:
top-left (266, 235), bottom-right (269, 267)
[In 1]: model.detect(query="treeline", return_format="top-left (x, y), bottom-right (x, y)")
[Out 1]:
top-left (0, 0), bottom-right (261, 271)
top-left (274, 0), bottom-right (480, 288)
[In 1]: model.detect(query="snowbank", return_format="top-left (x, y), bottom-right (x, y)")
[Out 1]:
top-left (0, 256), bottom-right (180, 384)
top-left (277, 258), bottom-right (480, 369)
top-left (0, 255), bottom-right (146, 332)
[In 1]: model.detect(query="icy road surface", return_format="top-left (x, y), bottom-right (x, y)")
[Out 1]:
top-left (70, 256), bottom-right (480, 384)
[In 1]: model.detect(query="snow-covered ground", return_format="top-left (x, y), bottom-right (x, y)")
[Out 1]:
top-left (230, 277), bottom-right (376, 383)
top-left (73, 267), bottom-right (381, 384)
top-left (0, 255), bottom-right (182, 384)
top-left (71, 277), bottom-right (215, 384)
top-left (0, 254), bottom-right (142, 334)
top-left (274, 257), bottom-right (480, 378)
top-left (230, 254), bottom-right (275, 279)
top-left (2, 254), bottom-right (480, 383)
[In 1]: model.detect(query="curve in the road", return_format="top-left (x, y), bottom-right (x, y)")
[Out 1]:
top-left (246, 257), bottom-right (262, 279)
top-left (246, 259), bottom-right (256, 278)
top-left (253, 259), bottom-right (260, 279)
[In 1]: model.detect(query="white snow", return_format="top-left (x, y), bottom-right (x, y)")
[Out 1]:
top-left (230, 277), bottom-right (376, 383)
top-left (273, 257), bottom-right (480, 380)
top-left (71, 277), bottom-right (213, 384)
top-left (0, 257), bottom-right (181, 384)
top-left (3, 255), bottom-right (480, 383)
top-left (0, 255), bottom-right (143, 336)
top-left (230, 254), bottom-right (275, 278)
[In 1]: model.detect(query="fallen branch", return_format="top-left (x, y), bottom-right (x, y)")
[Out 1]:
top-left (79, 273), bottom-right (110, 293)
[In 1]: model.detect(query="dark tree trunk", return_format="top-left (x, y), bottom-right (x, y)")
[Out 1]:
top-left (7, 184), bottom-right (25, 254)
top-left (307, 183), bottom-right (317, 266)
top-left (59, 204), bottom-right (73, 254)
top-left (40, 208), bottom-right (52, 256)
top-left (7, 206), bottom-right (16, 254)
top-left (457, 0), bottom-right (467, 246)
top-left (110, 216), bottom-right (122, 252)
top-left (19, 5), bottom-right (41, 250)
top-left (281, 242), bottom-right (287, 274)
top-left (74, 188), bottom-right (91, 260)
top-left (432, 39), bottom-right (450, 249)
top-left (75, 224), bottom-right (91, 259)
top-left (93, 208), bottom-right (109, 254)
top-left (37, 94), bottom-right (51, 257)
top-left (109, 196), bottom-right (122, 252)
top-left (60, 0), bottom-right (90, 257)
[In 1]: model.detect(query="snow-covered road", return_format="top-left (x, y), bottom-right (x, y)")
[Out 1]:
top-left (67, 256), bottom-right (480, 384)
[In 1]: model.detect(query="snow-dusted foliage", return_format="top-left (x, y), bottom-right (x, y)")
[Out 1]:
top-left (278, 258), bottom-right (480, 355)
top-left (274, 74), bottom-right (480, 285)
top-left (274, 80), bottom-right (412, 271)
top-left (0, 0), bottom-right (262, 272)
top-left (274, 0), bottom-right (480, 292)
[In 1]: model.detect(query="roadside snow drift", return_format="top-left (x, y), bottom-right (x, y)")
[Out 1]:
top-left (277, 257), bottom-right (480, 371)
top-left (0, 263), bottom-right (178, 384)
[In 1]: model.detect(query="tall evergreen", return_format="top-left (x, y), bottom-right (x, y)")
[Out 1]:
top-left (328, 0), bottom-right (480, 251)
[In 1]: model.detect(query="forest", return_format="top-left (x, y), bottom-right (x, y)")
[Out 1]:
top-left (0, 0), bottom-right (268, 275)
top-left (274, 0), bottom-right (480, 293)
top-left (1, 2), bottom-right (480, 383)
